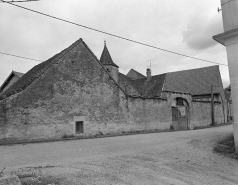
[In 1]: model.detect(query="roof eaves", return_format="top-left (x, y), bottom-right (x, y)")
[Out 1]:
top-left (127, 94), bottom-right (167, 101)
top-left (163, 90), bottom-right (191, 95)
top-left (103, 63), bottom-right (119, 68)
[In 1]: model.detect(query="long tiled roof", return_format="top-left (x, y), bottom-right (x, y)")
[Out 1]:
top-left (119, 73), bottom-right (143, 96)
top-left (0, 39), bottom-right (83, 100)
top-left (164, 65), bottom-right (222, 95)
top-left (100, 43), bottom-right (118, 67)
top-left (119, 73), bottom-right (166, 98)
top-left (119, 65), bottom-right (223, 98)
top-left (142, 74), bottom-right (166, 97)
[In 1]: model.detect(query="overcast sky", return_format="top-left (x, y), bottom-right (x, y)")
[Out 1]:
top-left (0, 0), bottom-right (229, 88)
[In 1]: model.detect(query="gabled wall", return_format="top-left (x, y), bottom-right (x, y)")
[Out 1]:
top-left (126, 69), bottom-right (145, 79)
top-left (0, 42), bottom-right (129, 141)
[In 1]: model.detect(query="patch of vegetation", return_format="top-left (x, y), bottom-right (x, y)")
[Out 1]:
top-left (219, 134), bottom-right (235, 148)
top-left (18, 172), bottom-right (59, 185)
top-left (213, 134), bottom-right (238, 159)
top-left (20, 176), bottom-right (59, 185)
top-left (12, 166), bottom-right (60, 185)
top-left (0, 167), bottom-right (5, 177)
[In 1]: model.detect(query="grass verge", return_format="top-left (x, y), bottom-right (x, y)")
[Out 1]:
top-left (213, 133), bottom-right (238, 160)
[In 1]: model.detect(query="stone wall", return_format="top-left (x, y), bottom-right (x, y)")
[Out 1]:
top-left (128, 98), bottom-right (171, 131)
top-left (0, 42), bottom-right (171, 142)
top-left (162, 91), bottom-right (226, 129)
top-left (191, 101), bottom-right (225, 128)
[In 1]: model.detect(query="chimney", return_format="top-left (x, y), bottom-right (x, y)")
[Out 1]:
top-left (146, 68), bottom-right (151, 80)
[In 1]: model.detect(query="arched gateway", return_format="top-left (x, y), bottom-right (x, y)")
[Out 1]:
top-left (171, 98), bottom-right (189, 130)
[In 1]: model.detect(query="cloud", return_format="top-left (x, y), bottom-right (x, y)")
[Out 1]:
top-left (182, 14), bottom-right (223, 51)
top-left (0, 0), bottom-right (228, 87)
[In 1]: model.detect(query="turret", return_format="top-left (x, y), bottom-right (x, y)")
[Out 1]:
top-left (100, 41), bottom-right (119, 83)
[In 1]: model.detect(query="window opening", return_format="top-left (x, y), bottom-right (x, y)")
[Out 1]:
top-left (176, 98), bottom-right (184, 106)
top-left (75, 121), bottom-right (84, 134)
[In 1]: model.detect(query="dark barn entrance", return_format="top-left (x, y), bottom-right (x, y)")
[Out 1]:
top-left (172, 98), bottom-right (189, 130)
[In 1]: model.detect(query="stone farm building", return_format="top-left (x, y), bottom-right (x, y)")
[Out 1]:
top-left (0, 71), bottom-right (24, 94)
top-left (0, 39), bottom-right (227, 142)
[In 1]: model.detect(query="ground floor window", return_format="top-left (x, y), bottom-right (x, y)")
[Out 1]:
top-left (75, 121), bottom-right (84, 134)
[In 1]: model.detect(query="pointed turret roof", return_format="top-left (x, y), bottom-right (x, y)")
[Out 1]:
top-left (100, 42), bottom-right (118, 68)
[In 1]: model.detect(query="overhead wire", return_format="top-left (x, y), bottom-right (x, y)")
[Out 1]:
top-left (0, 51), bottom-right (42, 62)
top-left (0, 0), bottom-right (40, 3)
top-left (0, 0), bottom-right (228, 66)
top-left (221, 0), bottom-right (236, 6)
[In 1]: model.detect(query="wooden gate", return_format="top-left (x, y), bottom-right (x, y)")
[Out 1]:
top-left (172, 106), bottom-right (188, 130)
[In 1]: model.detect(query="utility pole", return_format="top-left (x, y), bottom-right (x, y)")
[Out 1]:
top-left (211, 85), bottom-right (215, 126)
top-left (213, 0), bottom-right (238, 152)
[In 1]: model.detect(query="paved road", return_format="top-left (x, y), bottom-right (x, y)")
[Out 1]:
top-left (0, 125), bottom-right (237, 185)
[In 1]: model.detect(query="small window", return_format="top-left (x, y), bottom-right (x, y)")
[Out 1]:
top-left (75, 121), bottom-right (84, 134)
top-left (176, 98), bottom-right (184, 106)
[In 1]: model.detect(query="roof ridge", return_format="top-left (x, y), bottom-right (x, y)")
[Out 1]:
top-left (166, 65), bottom-right (219, 74)
top-left (43, 38), bottom-right (83, 67)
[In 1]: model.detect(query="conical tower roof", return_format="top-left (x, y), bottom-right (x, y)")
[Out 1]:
top-left (100, 42), bottom-right (118, 68)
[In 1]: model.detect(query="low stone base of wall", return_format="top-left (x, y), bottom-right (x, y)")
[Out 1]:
top-left (0, 128), bottom-right (173, 146)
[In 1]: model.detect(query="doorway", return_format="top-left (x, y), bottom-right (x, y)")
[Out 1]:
top-left (172, 98), bottom-right (189, 130)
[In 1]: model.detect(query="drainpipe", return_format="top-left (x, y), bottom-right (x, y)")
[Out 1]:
top-left (211, 85), bottom-right (215, 126)
top-left (219, 93), bottom-right (226, 124)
